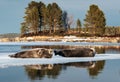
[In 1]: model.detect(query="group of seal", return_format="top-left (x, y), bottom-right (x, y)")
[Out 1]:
top-left (9, 48), bottom-right (95, 58)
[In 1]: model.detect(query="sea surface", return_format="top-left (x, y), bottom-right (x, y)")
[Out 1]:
top-left (0, 42), bottom-right (120, 82)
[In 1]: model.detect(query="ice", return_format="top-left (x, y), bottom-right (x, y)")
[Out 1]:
top-left (0, 42), bottom-right (120, 46)
top-left (0, 52), bottom-right (120, 68)
top-left (0, 42), bottom-right (120, 68)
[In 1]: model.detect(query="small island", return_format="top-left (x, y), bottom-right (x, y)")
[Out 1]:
top-left (0, 1), bottom-right (120, 43)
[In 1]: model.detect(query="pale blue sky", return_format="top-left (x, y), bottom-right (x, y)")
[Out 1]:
top-left (0, 0), bottom-right (120, 34)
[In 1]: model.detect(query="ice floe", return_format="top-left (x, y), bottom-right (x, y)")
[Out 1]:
top-left (0, 53), bottom-right (120, 68)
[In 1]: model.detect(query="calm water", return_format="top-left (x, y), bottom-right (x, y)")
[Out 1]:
top-left (0, 43), bottom-right (120, 82)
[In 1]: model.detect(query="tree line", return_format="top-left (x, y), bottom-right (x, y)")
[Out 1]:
top-left (21, 1), bottom-right (120, 37)
top-left (21, 1), bottom-right (71, 36)
top-left (0, 33), bottom-right (19, 38)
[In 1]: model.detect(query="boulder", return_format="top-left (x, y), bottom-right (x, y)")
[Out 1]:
top-left (54, 48), bottom-right (95, 57)
top-left (9, 48), bottom-right (53, 58)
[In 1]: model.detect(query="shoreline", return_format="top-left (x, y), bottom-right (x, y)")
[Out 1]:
top-left (0, 36), bottom-right (120, 43)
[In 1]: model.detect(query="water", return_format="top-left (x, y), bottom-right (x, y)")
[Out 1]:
top-left (0, 42), bottom-right (120, 82)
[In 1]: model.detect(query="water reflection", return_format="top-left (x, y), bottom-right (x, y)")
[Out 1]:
top-left (24, 64), bottom-right (62, 80)
top-left (88, 60), bottom-right (105, 78)
top-left (24, 61), bottom-right (105, 80)
top-left (21, 45), bottom-right (118, 80)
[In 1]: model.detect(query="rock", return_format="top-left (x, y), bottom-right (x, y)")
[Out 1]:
top-left (9, 48), bottom-right (53, 58)
top-left (54, 48), bottom-right (95, 57)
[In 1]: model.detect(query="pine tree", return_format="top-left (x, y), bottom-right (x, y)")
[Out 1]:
top-left (52, 3), bottom-right (62, 33)
top-left (62, 11), bottom-right (68, 31)
top-left (28, 6), bottom-right (39, 33)
top-left (21, 1), bottom-right (63, 35)
top-left (21, 22), bottom-right (28, 35)
top-left (41, 3), bottom-right (47, 32)
top-left (38, 1), bottom-right (46, 31)
top-left (47, 4), bottom-right (53, 34)
top-left (84, 4), bottom-right (106, 28)
top-left (47, 3), bottom-right (62, 33)
top-left (76, 19), bottom-right (81, 33)
top-left (24, 1), bottom-right (39, 33)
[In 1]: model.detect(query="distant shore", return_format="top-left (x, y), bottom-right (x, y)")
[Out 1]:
top-left (0, 36), bottom-right (120, 43)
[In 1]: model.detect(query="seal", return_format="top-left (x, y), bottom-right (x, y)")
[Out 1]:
top-left (9, 48), bottom-right (53, 58)
top-left (54, 48), bottom-right (95, 57)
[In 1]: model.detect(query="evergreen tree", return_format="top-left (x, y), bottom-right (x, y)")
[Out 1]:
top-left (76, 19), bottom-right (81, 33)
top-left (41, 3), bottom-right (47, 32)
top-left (47, 4), bottom-right (53, 34)
top-left (52, 3), bottom-right (62, 33)
top-left (24, 1), bottom-right (39, 33)
top-left (21, 1), bottom-right (63, 35)
top-left (84, 4), bottom-right (106, 28)
top-left (28, 6), bottom-right (39, 33)
top-left (62, 11), bottom-right (68, 31)
top-left (47, 3), bottom-right (62, 33)
top-left (21, 22), bottom-right (28, 34)
top-left (38, 1), bottom-right (46, 31)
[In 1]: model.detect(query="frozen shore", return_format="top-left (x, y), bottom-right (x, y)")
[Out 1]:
top-left (0, 36), bottom-right (120, 43)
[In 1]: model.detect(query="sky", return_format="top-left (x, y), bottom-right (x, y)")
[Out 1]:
top-left (0, 0), bottom-right (120, 34)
